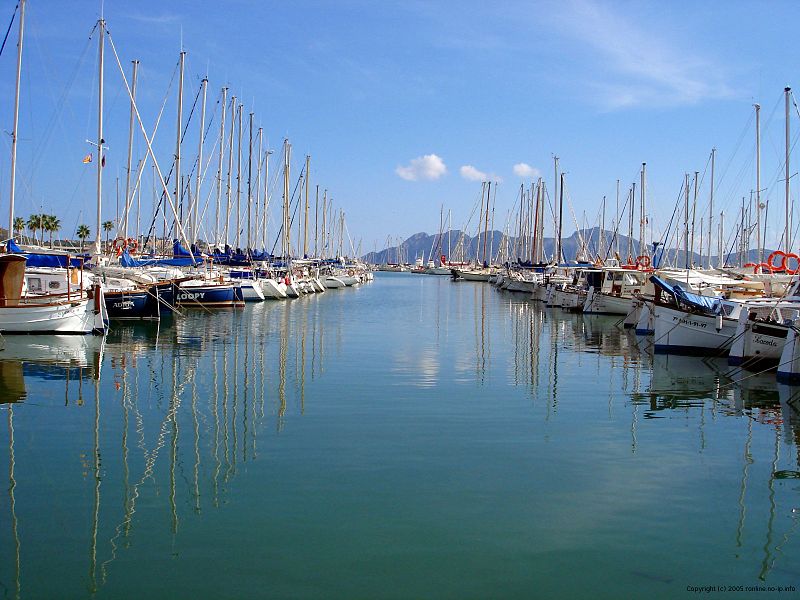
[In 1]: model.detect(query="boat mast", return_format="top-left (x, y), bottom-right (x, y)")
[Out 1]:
top-left (7, 0), bottom-right (25, 239)
top-left (786, 88), bottom-right (792, 253)
top-left (755, 103), bottom-right (762, 265)
top-left (553, 156), bottom-right (559, 262)
top-left (315, 184), bottom-right (319, 258)
top-left (122, 60), bottom-right (138, 240)
top-left (482, 181), bottom-right (491, 265)
top-left (247, 111), bottom-right (253, 251)
top-left (684, 174), bottom-right (690, 270)
top-left (262, 146), bottom-right (271, 252)
top-left (708, 148), bottom-right (715, 267)
top-left (615, 179), bottom-right (620, 256)
top-left (283, 139), bottom-right (291, 259)
top-left (640, 163), bottom-right (646, 258)
top-left (304, 155), bottom-right (310, 258)
top-left (321, 189), bottom-right (327, 259)
top-left (93, 16), bottom-right (106, 257)
top-left (174, 51), bottom-right (185, 249)
top-left (236, 103), bottom-right (243, 249)
top-left (224, 95), bottom-right (235, 246)
top-left (192, 76), bottom-right (207, 247)
top-left (215, 87), bottom-right (227, 247)
top-left (626, 184), bottom-right (634, 262)
top-left (557, 172), bottom-right (565, 264)
top-left (254, 126), bottom-right (263, 250)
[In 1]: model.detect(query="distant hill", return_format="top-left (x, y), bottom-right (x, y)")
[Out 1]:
top-left (362, 227), bottom-right (773, 267)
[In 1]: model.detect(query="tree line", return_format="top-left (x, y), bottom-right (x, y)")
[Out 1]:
top-left (12, 215), bottom-right (116, 251)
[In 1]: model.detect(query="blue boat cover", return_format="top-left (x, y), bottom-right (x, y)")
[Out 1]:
top-left (120, 250), bottom-right (198, 267)
top-left (3, 238), bottom-right (90, 267)
top-left (652, 275), bottom-right (722, 314)
top-left (672, 285), bottom-right (722, 314)
top-left (173, 240), bottom-right (193, 257)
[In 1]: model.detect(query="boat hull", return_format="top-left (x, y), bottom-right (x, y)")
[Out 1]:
top-left (104, 288), bottom-right (157, 320)
top-left (175, 283), bottom-right (241, 308)
top-left (652, 304), bottom-right (736, 356)
top-left (0, 296), bottom-right (105, 335)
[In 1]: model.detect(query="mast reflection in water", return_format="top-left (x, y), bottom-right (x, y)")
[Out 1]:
top-left (1, 274), bottom-right (799, 598)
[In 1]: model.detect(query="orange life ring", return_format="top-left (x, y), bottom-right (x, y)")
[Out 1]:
top-left (635, 255), bottom-right (651, 268)
top-left (126, 238), bottom-right (138, 253)
top-left (783, 252), bottom-right (800, 275)
top-left (768, 250), bottom-right (787, 271)
top-left (111, 237), bottom-right (127, 251)
top-left (754, 262), bottom-right (773, 274)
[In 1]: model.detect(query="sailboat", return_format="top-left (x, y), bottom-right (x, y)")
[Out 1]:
top-left (0, 254), bottom-right (107, 334)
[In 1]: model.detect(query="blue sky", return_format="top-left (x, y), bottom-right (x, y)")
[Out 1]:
top-left (1, 0), bottom-right (799, 255)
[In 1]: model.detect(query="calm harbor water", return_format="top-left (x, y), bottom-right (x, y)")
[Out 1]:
top-left (1, 272), bottom-right (799, 599)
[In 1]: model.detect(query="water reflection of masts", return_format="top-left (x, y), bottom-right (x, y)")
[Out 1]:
top-left (242, 320), bottom-right (249, 463)
top-left (736, 416), bottom-right (752, 549)
top-left (278, 304), bottom-right (288, 429)
top-left (758, 424), bottom-right (780, 581)
top-left (8, 406), bottom-right (20, 600)
top-left (230, 336), bottom-right (239, 475)
top-left (192, 376), bottom-right (200, 514)
top-left (212, 344), bottom-right (221, 507)
top-left (121, 356), bottom-right (131, 539)
top-left (548, 316), bottom-right (559, 419)
top-left (474, 284), bottom-right (487, 383)
top-left (102, 360), bottom-right (194, 575)
top-left (300, 311), bottom-right (306, 414)
top-left (89, 379), bottom-right (100, 594)
top-left (170, 352), bottom-right (179, 535)
top-left (223, 340), bottom-right (231, 481)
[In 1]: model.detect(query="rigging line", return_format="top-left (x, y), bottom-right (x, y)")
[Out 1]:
top-left (25, 31), bottom-right (94, 184)
top-left (143, 71), bottom-right (203, 246)
top-left (121, 64), bottom-right (179, 234)
top-left (714, 110), bottom-right (755, 208)
top-left (0, 2), bottom-right (18, 58)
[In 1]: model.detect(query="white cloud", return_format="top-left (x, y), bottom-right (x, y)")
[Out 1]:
top-left (459, 165), bottom-right (487, 181)
top-left (554, 0), bottom-right (733, 109)
top-left (395, 154), bottom-right (447, 181)
top-left (513, 163), bottom-right (540, 178)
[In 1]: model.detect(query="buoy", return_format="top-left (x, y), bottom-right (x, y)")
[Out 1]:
top-left (768, 250), bottom-right (787, 271)
top-left (783, 253), bottom-right (800, 275)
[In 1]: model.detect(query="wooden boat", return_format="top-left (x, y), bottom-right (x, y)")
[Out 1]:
top-left (0, 255), bottom-right (107, 334)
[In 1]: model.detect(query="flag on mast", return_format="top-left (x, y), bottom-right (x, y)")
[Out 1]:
top-left (82, 153), bottom-right (92, 164)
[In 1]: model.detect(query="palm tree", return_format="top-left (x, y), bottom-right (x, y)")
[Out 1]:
top-left (27, 214), bottom-right (42, 244)
top-left (43, 215), bottom-right (61, 249)
top-left (76, 224), bottom-right (91, 252)
top-left (12, 216), bottom-right (25, 240)
top-left (102, 220), bottom-right (115, 250)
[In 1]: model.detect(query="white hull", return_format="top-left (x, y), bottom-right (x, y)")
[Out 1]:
top-left (0, 295), bottom-right (106, 335)
top-left (323, 276), bottom-right (346, 289)
top-left (728, 310), bottom-right (788, 369)
top-left (457, 270), bottom-right (491, 282)
top-left (239, 280), bottom-right (266, 302)
top-left (260, 278), bottom-right (288, 299)
top-left (583, 289), bottom-right (632, 315)
top-left (635, 301), bottom-right (654, 335)
top-left (624, 299), bottom-right (643, 329)
top-left (777, 327), bottom-right (800, 383)
top-left (338, 275), bottom-right (359, 286)
top-left (652, 304), bottom-right (737, 355)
